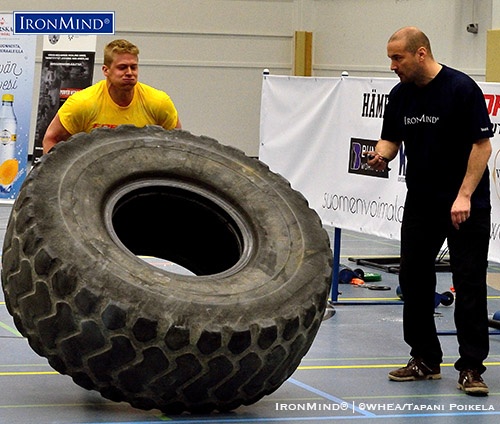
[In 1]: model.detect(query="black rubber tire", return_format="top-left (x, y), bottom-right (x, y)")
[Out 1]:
top-left (1, 126), bottom-right (332, 414)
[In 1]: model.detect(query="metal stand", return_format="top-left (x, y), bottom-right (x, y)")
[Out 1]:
top-left (330, 228), bottom-right (403, 306)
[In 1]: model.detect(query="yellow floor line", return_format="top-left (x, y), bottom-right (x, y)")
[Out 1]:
top-left (3, 362), bottom-right (498, 376)
top-left (297, 361), bottom-right (500, 371)
top-left (0, 371), bottom-right (59, 376)
top-left (302, 355), bottom-right (500, 362)
top-left (0, 320), bottom-right (22, 337)
top-left (334, 295), bottom-right (500, 301)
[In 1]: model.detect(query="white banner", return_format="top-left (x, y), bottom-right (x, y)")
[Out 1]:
top-left (0, 13), bottom-right (36, 201)
top-left (259, 75), bottom-right (500, 262)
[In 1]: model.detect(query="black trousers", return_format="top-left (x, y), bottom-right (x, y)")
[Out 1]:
top-left (399, 192), bottom-right (490, 373)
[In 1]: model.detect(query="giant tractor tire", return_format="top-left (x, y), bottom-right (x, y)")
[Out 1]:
top-left (1, 126), bottom-right (332, 413)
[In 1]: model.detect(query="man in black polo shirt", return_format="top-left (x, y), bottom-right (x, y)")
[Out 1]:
top-left (368, 26), bottom-right (492, 395)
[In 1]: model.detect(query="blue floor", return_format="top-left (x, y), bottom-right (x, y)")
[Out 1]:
top-left (1, 204), bottom-right (500, 423)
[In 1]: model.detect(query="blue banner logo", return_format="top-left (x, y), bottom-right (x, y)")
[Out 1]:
top-left (13, 12), bottom-right (114, 35)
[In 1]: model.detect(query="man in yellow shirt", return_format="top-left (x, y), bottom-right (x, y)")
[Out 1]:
top-left (42, 39), bottom-right (181, 154)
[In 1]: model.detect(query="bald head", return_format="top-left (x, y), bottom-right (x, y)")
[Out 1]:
top-left (389, 26), bottom-right (434, 59)
top-left (386, 26), bottom-right (442, 86)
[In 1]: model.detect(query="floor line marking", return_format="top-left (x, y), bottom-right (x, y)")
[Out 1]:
top-left (0, 320), bottom-right (22, 337)
top-left (297, 362), bottom-right (500, 371)
top-left (2, 363), bottom-right (500, 376)
top-left (301, 354), bottom-right (500, 362)
top-left (333, 296), bottom-right (500, 301)
top-left (287, 377), bottom-right (376, 417)
top-left (0, 371), bottom-right (59, 376)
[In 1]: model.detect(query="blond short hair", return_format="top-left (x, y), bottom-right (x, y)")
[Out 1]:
top-left (103, 39), bottom-right (139, 67)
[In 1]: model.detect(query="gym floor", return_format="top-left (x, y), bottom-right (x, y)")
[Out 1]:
top-left (1, 203), bottom-right (500, 424)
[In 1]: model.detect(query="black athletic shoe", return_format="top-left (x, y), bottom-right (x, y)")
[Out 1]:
top-left (388, 358), bottom-right (441, 381)
top-left (457, 369), bottom-right (489, 396)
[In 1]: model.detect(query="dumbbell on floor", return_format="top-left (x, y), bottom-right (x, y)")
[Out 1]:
top-left (396, 286), bottom-right (454, 307)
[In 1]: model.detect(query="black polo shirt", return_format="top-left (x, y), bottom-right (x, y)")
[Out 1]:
top-left (381, 65), bottom-right (493, 208)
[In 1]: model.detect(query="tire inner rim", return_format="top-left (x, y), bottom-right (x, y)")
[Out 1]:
top-left (104, 178), bottom-right (254, 277)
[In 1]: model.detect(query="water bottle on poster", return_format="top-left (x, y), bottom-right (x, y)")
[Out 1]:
top-left (0, 93), bottom-right (19, 191)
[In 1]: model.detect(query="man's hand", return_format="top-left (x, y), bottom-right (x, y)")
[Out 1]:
top-left (365, 151), bottom-right (390, 171)
top-left (450, 137), bottom-right (492, 229)
top-left (451, 195), bottom-right (471, 230)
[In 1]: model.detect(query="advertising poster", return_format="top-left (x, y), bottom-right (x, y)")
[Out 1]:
top-left (0, 13), bottom-right (36, 201)
top-left (33, 35), bottom-right (96, 161)
top-left (260, 75), bottom-right (500, 262)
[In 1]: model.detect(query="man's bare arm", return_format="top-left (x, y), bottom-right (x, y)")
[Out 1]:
top-left (366, 139), bottom-right (401, 170)
top-left (42, 114), bottom-right (72, 154)
top-left (451, 138), bottom-right (492, 229)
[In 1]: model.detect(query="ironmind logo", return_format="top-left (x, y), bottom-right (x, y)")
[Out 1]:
top-left (13, 12), bottom-right (114, 35)
top-left (404, 114), bottom-right (440, 125)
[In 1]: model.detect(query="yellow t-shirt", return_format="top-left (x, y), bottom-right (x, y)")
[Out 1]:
top-left (58, 80), bottom-right (178, 134)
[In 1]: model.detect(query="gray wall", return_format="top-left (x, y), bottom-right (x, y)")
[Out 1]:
top-left (1, 0), bottom-right (496, 156)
